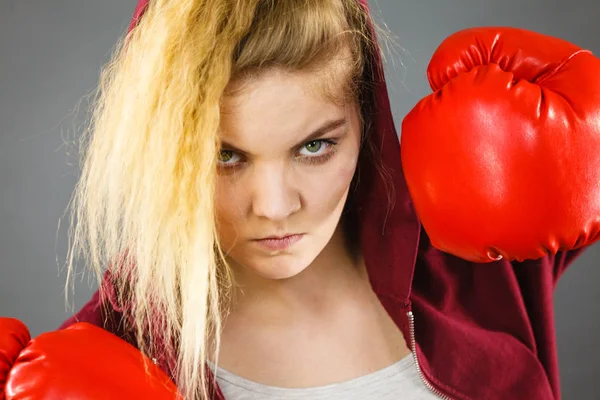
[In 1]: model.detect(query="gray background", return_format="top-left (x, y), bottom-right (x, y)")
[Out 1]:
top-left (1, 0), bottom-right (599, 398)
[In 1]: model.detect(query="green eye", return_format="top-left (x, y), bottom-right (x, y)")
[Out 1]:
top-left (219, 150), bottom-right (234, 162)
top-left (304, 141), bottom-right (322, 153)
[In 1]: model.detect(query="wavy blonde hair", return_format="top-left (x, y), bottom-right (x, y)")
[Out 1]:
top-left (65, 0), bottom-right (378, 398)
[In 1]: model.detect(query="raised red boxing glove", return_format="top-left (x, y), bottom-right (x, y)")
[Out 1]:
top-left (401, 27), bottom-right (600, 262)
top-left (1, 317), bottom-right (181, 399)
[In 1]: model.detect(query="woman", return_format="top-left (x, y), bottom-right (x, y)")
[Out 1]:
top-left (60, 0), bottom-right (600, 399)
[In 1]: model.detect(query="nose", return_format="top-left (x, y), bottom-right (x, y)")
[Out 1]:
top-left (251, 166), bottom-right (300, 221)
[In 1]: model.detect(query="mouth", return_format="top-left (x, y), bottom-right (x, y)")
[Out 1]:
top-left (252, 234), bottom-right (304, 251)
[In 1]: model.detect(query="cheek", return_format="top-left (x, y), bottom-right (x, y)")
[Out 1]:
top-left (303, 150), bottom-right (358, 216)
top-left (215, 181), bottom-right (247, 244)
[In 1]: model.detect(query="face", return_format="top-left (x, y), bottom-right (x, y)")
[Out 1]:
top-left (216, 68), bottom-right (362, 280)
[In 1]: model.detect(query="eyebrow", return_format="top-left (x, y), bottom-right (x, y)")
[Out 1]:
top-left (220, 118), bottom-right (348, 154)
top-left (300, 118), bottom-right (348, 144)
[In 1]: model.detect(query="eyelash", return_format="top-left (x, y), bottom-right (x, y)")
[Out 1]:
top-left (217, 138), bottom-right (339, 171)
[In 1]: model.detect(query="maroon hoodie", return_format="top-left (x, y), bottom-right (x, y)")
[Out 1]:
top-left (60, 1), bottom-right (589, 399)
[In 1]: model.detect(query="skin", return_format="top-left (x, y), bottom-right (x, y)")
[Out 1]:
top-left (214, 68), bottom-right (410, 388)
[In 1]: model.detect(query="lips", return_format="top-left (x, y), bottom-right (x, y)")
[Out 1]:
top-left (253, 234), bottom-right (304, 251)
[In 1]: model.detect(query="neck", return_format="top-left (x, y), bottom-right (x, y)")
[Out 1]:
top-left (227, 224), bottom-right (366, 317)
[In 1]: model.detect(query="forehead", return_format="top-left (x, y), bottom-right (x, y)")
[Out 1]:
top-left (219, 69), bottom-right (350, 149)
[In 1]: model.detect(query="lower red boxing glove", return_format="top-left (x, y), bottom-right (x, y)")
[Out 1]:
top-left (0, 318), bottom-right (30, 400)
top-left (401, 27), bottom-right (600, 262)
top-left (1, 317), bottom-right (181, 399)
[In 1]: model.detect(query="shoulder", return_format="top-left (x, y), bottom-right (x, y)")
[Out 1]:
top-left (416, 228), bottom-right (589, 291)
top-left (59, 276), bottom-right (135, 347)
top-left (59, 289), bottom-right (105, 329)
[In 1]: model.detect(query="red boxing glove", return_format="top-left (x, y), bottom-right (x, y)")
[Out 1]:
top-left (0, 318), bottom-right (30, 400)
top-left (401, 27), bottom-right (600, 262)
top-left (1, 317), bottom-right (181, 399)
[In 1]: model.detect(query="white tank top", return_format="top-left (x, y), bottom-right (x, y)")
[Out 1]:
top-left (209, 354), bottom-right (440, 399)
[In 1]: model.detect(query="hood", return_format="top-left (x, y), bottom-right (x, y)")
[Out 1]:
top-left (125, 0), bottom-right (421, 306)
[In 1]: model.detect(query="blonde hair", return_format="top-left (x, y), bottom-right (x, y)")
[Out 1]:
top-left (65, 0), bottom-right (377, 398)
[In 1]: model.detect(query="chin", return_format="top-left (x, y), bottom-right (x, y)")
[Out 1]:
top-left (223, 229), bottom-right (338, 282)
top-left (247, 252), bottom-right (314, 280)
top-left (227, 238), bottom-right (322, 281)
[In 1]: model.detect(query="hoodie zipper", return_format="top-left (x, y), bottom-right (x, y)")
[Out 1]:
top-left (407, 310), bottom-right (453, 400)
